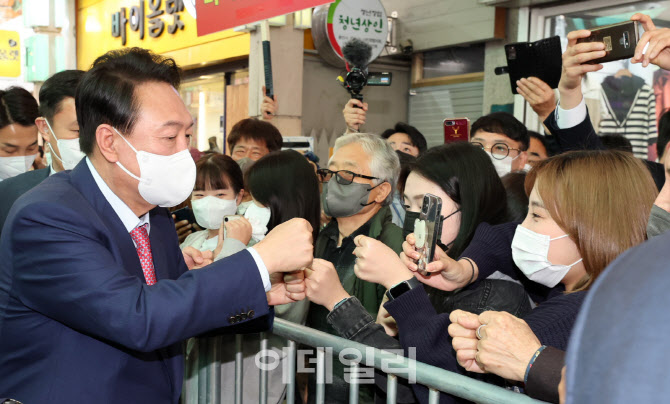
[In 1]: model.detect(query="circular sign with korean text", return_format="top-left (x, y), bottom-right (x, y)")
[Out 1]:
top-left (312, 0), bottom-right (388, 67)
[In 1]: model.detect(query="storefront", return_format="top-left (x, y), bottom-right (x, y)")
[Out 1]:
top-left (77, 0), bottom-right (252, 152)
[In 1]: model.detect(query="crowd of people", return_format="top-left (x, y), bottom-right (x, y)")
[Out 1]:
top-left (2, 11), bottom-right (670, 404)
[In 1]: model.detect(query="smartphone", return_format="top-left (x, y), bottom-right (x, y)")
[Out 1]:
top-left (504, 36), bottom-right (562, 94)
top-left (224, 215), bottom-right (242, 222)
top-left (173, 207), bottom-right (196, 225)
top-left (577, 21), bottom-right (640, 64)
top-left (443, 118), bottom-right (470, 143)
top-left (414, 194), bottom-right (443, 276)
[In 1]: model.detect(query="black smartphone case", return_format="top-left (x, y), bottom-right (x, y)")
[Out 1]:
top-left (577, 21), bottom-right (639, 64)
top-left (173, 207), bottom-right (196, 224)
top-left (505, 36), bottom-right (563, 94)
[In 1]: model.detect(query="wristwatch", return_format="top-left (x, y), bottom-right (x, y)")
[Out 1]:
top-left (385, 277), bottom-right (421, 301)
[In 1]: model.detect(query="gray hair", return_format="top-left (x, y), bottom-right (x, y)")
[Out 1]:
top-left (331, 133), bottom-right (400, 205)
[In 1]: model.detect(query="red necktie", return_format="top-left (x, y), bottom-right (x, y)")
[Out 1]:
top-left (129, 223), bottom-right (157, 285)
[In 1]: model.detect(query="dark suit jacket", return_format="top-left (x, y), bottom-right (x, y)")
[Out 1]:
top-left (0, 167), bottom-right (50, 236)
top-left (544, 110), bottom-right (666, 190)
top-left (0, 160), bottom-right (272, 404)
top-left (565, 230), bottom-right (670, 403)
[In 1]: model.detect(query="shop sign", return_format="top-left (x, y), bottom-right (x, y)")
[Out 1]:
top-left (112, 0), bottom-right (186, 45)
top-left (311, 0), bottom-right (388, 67)
top-left (328, 0), bottom-right (387, 64)
top-left (194, 0), bottom-right (333, 37)
top-left (0, 30), bottom-right (20, 77)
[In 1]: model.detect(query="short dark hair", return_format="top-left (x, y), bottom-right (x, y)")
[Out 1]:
top-left (76, 47), bottom-right (182, 155)
top-left (227, 118), bottom-right (283, 153)
top-left (395, 150), bottom-right (417, 196)
top-left (471, 112), bottom-right (529, 151)
top-left (0, 87), bottom-right (39, 129)
top-left (600, 134), bottom-right (633, 154)
top-left (194, 153), bottom-right (244, 194)
top-left (381, 122), bottom-right (427, 154)
top-left (39, 70), bottom-right (85, 121)
top-left (528, 131), bottom-right (551, 157)
top-left (501, 172), bottom-right (529, 222)
top-left (658, 110), bottom-right (670, 159)
top-left (245, 149), bottom-right (320, 243)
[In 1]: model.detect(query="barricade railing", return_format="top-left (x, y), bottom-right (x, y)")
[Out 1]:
top-left (236, 318), bottom-right (547, 404)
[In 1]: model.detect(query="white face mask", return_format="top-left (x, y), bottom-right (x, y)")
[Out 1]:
top-left (113, 128), bottom-right (196, 208)
top-left (244, 202), bottom-right (272, 241)
top-left (0, 154), bottom-right (36, 180)
top-left (45, 119), bottom-right (85, 171)
top-left (511, 225), bottom-right (583, 288)
top-left (191, 195), bottom-right (238, 230)
top-left (486, 151), bottom-right (518, 177)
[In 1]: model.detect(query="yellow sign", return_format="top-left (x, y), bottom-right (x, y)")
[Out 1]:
top-left (0, 30), bottom-right (20, 77)
top-left (77, 0), bottom-right (250, 70)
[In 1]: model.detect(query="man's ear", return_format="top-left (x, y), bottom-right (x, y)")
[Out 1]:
top-left (35, 117), bottom-right (51, 144)
top-left (96, 124), bottom-right (121, 163)
top-left (374, 181), bottom-right (392, 204)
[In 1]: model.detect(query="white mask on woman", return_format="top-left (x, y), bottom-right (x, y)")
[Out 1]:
top-left (244, 203), bottom-right (272, 241)
top-left (191, 195), bottom-right (238, 230)
top-left (511, 225), bottom-right (583, 288)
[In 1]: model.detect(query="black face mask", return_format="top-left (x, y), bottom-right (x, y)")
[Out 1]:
top-left (402, 209), bottom-right (461, 250)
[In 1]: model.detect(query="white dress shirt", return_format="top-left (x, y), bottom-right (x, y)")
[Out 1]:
top-left (85, 157), bottom-right (271, 291)
top-left (555, 97), bottom-right (588, 130)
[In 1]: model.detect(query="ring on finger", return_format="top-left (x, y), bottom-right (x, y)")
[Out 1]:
top-left (476, 324), bottom-right (486, 340)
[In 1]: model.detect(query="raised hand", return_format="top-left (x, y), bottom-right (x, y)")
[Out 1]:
top-left (304, 259), bottom-right (350, 310)
top-left (352, 235), bottom-right (413, 290)
top-left (253, 218), bottom-right (314, 274)
top-left (343, 99), bottom-right (368, 132)
top-left (267, 270), bottom-right (307, 306)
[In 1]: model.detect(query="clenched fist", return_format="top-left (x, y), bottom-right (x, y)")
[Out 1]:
top-left (254, 218), bottom-right (314, 274)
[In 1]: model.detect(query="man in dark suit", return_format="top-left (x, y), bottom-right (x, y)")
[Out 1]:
top-left (0, 70), bottom-right (85, 234)
top-left (0, 48), bottom-right (314, 403)
top-left (0, 87), bottom-right (39, 182)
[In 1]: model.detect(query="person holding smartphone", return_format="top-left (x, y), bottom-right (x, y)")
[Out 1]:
top-left (183, 149), bottom-right (321, 404)
top-left (305, 142), bottom-right (530, 403)
top-left (180, 153), bottom-right (253, 260)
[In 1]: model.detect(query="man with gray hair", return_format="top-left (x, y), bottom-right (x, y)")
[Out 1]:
top-left (306, 132), bottom-right (402, 403)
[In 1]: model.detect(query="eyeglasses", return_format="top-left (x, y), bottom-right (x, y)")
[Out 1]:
top-left (471, 142), bottom-right (521, 160)
top-left (317, 168), bottom-right (379, 185)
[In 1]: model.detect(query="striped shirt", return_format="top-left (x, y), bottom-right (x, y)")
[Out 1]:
top-left (599, 83), bottom-right (657, 159)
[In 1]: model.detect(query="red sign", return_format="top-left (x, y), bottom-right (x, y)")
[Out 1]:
top-left (195, 0), bottom-right (333, 37)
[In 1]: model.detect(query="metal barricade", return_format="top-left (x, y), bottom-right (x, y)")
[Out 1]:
top-left (236, 318), bottom-right (547, 404)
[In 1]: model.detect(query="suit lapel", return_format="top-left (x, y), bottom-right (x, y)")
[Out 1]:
top-left (69, 160), bottom-right (147, 281)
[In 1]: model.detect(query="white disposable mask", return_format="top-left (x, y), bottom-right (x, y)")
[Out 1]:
top-left (113, 128), bottom-right (196, 208)
top-left (0, 154), bottom-right (36, 180)
top-left (244, 202), bottom-right (271, 241)
top-left (511, 225), bottom-right (583, 288)
top-left (486, 151), bottom-right (518, 177)
top-left (191, 195), bottom-right (238, 230)
top-left (45, 119), bottom-right (85, 170)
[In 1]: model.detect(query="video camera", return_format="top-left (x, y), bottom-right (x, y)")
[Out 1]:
top-left (340, 39), bottom-right (392, 102)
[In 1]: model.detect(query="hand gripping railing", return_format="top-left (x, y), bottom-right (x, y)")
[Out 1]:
top-left (237, 318), bottom-right (547, 404)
